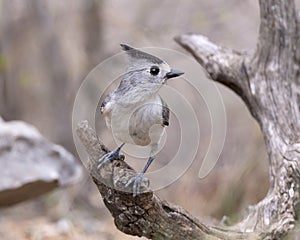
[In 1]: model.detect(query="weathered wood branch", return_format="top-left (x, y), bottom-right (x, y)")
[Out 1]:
top-left (76, 0), bottom-right (300, 239)
top-left (76, 121), bottom-right (262, 240)
top-left (175, 0), bottom-right (300, 238)
top-left (174, 34), bottom-right (250, 105)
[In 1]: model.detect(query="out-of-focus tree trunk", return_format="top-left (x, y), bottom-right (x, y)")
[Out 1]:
top-left (0, 0), bottom-right (103, 153)
top-left (81, 0), bottom-right (103, 68)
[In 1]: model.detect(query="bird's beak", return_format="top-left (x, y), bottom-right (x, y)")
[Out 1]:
top-left (165, 69), bottom-right (184, 79)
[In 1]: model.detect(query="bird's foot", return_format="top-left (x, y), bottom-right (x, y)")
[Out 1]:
top-left (125, 173), bottom-right (149, 197)
top-left (97, 143), bottom-right (125, 170)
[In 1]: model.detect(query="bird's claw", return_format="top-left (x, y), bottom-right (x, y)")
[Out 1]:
top-left (97, 154), bottom-right (110, 170)
top-left (125, 173), bottom-right (149, 197)
top-left (97, 143), bottom-right (125, 170)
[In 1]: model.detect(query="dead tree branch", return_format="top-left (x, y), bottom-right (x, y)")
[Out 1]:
top-left (76, 121), bottom-right (261, 240)
top-left (76, 0), bottom-right (300, 239)
top-left (175, 0), bottom-right (300, 238)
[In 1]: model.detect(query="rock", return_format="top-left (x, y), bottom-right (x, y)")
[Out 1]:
top-left (0, 119), bottom-right (82, 206)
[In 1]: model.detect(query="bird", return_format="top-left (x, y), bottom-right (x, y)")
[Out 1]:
top-left (98, 44), bottom-right (184, 196)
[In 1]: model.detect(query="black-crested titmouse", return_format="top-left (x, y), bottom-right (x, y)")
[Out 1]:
top-left (98, 44), bottom-right (184, 196)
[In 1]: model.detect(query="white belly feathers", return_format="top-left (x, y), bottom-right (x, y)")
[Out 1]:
top-left (105, 95), bottom-right (165, 146)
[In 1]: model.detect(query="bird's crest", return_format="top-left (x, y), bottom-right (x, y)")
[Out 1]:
top-left (120, 44), bottom-right (164, 65)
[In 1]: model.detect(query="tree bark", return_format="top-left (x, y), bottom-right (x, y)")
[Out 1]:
top-left (76, 121), bottom-right (261, 240)
top-left (76, 0), bottom-right (300, 239)
top-left (175, 0), bottom-right (300, 238)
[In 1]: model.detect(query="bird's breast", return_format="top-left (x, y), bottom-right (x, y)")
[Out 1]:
top-left (109, 96), bottom-right (165, 146)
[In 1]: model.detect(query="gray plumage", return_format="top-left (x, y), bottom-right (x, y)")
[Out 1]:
top-left (98, 44), bottom-right (184, 196)
top-left (101, 44), bottom-right (173, 147)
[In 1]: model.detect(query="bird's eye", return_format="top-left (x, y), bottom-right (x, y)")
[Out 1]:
top-left (150, 66), bottom-right (160, 76)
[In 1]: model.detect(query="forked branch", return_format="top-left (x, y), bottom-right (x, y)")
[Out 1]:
top-left (175, 0), bottom-right (300, 238)
top-left (76, 121), bottom-right (260, 240)
top-left (77, 0), bottom-right (300, 239)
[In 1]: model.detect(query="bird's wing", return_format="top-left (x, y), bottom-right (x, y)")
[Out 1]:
top-left (100, 94), bottom-right (114, 129)
top-left (160, 97), bottom-right (169, 126)
top-left (100, 94), bottom-right (112, 115)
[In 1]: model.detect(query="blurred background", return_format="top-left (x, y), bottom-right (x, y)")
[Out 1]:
top-left (0, 0), bottom-right (275, 239)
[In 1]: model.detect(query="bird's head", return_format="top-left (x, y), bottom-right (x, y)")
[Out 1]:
top-left (120, 44), bottom-right (184, 94)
